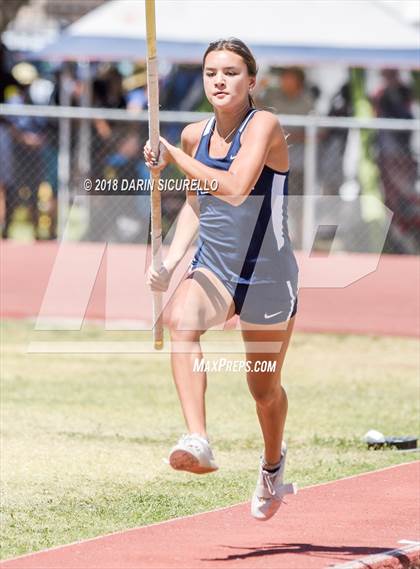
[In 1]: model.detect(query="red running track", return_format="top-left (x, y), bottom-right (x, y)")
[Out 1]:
top-left (1, 241), bottom-right (419, 337)
top-left (1, 462), bottom-right (419, 569)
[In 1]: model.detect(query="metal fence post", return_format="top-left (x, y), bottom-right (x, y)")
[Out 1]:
top-left (57, 71), bottom-right (72, 239)
top-left (303, 118), bottom-right (317, 252)
top-left (77, 62), bottom-right (92, 229)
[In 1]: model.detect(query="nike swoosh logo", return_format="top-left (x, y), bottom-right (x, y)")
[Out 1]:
top-left (264, 310), bottom-right (283, 319)
top-left (229, 155), bottom-right (237, 160)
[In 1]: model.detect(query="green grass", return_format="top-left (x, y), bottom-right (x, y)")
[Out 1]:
top-left (1, 319), bottom-right (419, 559)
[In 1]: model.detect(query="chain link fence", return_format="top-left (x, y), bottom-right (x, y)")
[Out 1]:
top-left (0, 105), bottom-right (419, 254)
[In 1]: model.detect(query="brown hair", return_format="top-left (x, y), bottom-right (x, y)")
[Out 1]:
top-left (202, 38), bottom-right (258, 108)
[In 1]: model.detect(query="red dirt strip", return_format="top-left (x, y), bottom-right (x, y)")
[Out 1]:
top-left (1, 241), bottom-right (419, 337)
top-left (2, 462), bottom-right (419, 569)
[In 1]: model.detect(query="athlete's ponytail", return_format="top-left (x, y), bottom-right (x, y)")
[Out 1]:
top-left (203, 38), bottom-right (258, 108)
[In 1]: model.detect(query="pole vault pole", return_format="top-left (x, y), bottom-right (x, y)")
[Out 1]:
top-left (145, 0), bottom-right (163, 349)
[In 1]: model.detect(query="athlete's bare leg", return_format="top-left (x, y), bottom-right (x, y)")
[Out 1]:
top-left (167, 268), bottom-right (235, 439)
top-left (241, 316), bottom-right (296, 465)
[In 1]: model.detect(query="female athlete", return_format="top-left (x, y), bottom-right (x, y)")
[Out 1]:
top-left (144, 38), bottom-right (299, 521)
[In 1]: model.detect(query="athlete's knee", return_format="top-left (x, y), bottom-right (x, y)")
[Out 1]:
top-left (252, 388), bottom-right (280, 408)
top-left (167, 305), bottom-right (184, 330)
top-left (169, 327), bottom-right (203, 343)
top-left (249, 381), bottom-right (286, 408)
top-left (167, 309), bottom-right (202, 341)
top-left (168, 297), bottom-right (208, 335)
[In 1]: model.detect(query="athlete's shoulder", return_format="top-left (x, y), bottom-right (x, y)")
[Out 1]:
top-left (252, 109), bottom-right (282, 131)
top-left (242, 109), bottom-right (283, 143)
top-left (181, 120), bottom-right (209, 154)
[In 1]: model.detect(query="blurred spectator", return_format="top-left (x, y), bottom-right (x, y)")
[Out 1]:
top-left (372, 69), bottom-right (419, 252)
top-left (123, 67), bottom-right (153, 239)
top-left (160, 64), bottom-right (204, 143)
top-left (3, 62), bottom-right (48, 240)
top-left (257, 67), bottom-right (315, 190)
top-left (92, 64), bottom-right (126, 171)
top-left (123, 67), bottom-right (148, 112)
top-left (1, 44), bottom-right (59, 240)
top-left (320, 81), bottom-right (353, 195)
top-left (106, 132), bottom-right (149, 243)
top-left (160, 64), bottom-right (203, 112)
top-left (84, 64), bottom-right (152, 242)
top-left (54, 63), bottom-right (85, 107)
top-left (257, 67), bottom-right (316, 248)
top-left (0, 42), bottom-right (18, 238)
top-left (30, 71), bottom-right (58, 239)
top-left (258, 67), bottom-right (314, 114)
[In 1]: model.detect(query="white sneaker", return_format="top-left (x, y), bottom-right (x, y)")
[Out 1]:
top-left (168, 433), bottom-right (219, 474)
top-left (251, 441), bottom-right (297, 521)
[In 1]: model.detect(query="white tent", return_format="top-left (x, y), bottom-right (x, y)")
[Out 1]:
top-left (38, 0), bottom-right (420, 67)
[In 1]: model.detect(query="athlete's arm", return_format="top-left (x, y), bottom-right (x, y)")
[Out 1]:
top-left (163, 198), bottom-right (199, 274)
top-left (158, 112), bottom-right (288, 205)
top-left (146, 125), bottom-right (200, 292)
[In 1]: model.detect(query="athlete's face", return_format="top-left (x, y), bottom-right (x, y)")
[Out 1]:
top-left (203, 50), bottom-right (255, 110)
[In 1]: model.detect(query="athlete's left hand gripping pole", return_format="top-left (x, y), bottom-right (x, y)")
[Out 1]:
top-left (145, 0), bottom-right (163, 350)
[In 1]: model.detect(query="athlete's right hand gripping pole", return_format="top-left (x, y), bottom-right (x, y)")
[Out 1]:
top-left (145, 0), bottom-right (163, 350)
